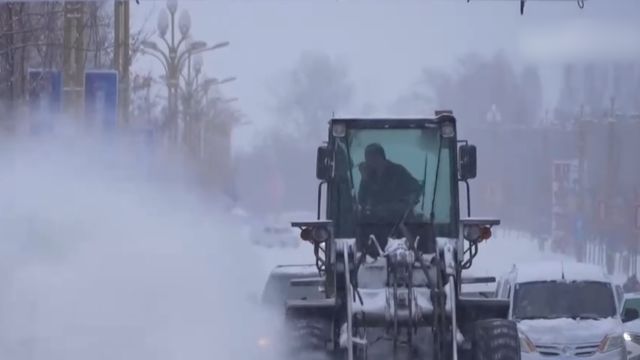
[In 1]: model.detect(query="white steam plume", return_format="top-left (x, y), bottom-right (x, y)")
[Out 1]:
top-left (0, 122), bottom-right (272, 360)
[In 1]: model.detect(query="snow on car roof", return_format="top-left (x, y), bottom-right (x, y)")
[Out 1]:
top-left (512, 261), bottom-right (610, 283)
top-left (625, 292), bottom-right (640, 300)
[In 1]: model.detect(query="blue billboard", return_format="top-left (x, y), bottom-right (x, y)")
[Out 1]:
top-left (28, 69), bottom-right (63, 133)
top-left (85, 70), bottom-right (118, 129)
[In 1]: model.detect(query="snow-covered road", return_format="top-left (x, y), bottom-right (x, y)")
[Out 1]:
top-left (0, 127), bottom-right (615, 360)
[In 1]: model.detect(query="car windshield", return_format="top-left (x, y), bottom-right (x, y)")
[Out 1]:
top-left (513, 281), bottom-right (617, 320)
top-left (329, 125), bottom-right (458, 238)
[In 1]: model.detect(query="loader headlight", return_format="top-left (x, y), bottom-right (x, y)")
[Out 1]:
top-left (441, 122), bottom-right (455, 138)
top-left (312, 226), bottom-right (331, 243)
top-left (300, 225), bottom-right (331, 244)
top-left (332, 122), bottom-right (346, 138)
top-left (624, 332), bottom-right (632, 342)
top-left (519, 332), bottom-right (537, 353)
top-left (598, 334), bottom-right (625, 353)
top-left (463, 224), bottom-right (492, 242)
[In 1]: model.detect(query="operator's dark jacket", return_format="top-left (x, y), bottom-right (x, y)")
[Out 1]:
top-left (358, 160), bottom-right (422, 214)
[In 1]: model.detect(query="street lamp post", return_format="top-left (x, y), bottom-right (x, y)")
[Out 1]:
top-left (181, 42), bottom-right (230, 123)
top-left (183, 76), bottom-right (237, 159)
top-left (179, 43), bottom-right (234, 152)
top-left (200, 92), bottom-right (238, 159)
top-left (140, 0), bottom-right (229, 144)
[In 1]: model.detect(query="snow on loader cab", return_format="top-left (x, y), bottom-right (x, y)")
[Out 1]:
top-left (260, 111), bottom-right (521, 360)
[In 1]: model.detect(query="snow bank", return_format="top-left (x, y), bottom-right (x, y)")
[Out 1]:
top-left (466, 229), bottom-right (571, 276)
top-left (465, 229), bottom-right (633, 287)
top-left (462, 229), bottom-right (573, 291)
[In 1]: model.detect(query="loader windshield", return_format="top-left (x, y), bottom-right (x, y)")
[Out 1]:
top-left (330, 124), bottom-right (458, 239)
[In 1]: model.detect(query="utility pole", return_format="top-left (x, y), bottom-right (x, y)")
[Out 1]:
top-left (604, 97), bottom-right (619, 275)
top-left (114, 0), bottom-right (130, 125)
top-left (576, 104), bottom-right (587, 262)
top-left (634, 189), bottom-right (640, 276)
top-left (62, 1), bottom-right (86, 117)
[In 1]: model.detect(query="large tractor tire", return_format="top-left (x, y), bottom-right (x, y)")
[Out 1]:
top-left (471, 319), bottom-right (521, 360)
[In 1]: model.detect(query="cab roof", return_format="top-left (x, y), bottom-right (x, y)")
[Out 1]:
top-left (510, 261), bottom-right (610, 284)
top-left (329, 114), bottom-right (455, 129)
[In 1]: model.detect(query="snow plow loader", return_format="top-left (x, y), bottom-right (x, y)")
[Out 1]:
top-left (260, 112), bottom-right (521, 360)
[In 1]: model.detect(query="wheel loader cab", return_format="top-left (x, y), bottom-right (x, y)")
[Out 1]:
top-left (315, 115), bottom-right (466, 252)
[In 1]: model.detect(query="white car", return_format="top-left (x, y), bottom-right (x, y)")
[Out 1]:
top-left (620, 292), bottom-right (640, 360)
top-left (496, 261), bottom-right (627, 359)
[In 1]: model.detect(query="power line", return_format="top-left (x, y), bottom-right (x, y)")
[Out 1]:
top-left (466, 0), bottom-right (588, 15)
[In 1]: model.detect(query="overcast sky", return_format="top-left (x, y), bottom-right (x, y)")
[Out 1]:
top-left (130, 0), bottom-right (640, 154)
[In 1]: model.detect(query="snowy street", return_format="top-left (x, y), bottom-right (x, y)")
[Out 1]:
top-left (1, 0), bottom-right (639, 358)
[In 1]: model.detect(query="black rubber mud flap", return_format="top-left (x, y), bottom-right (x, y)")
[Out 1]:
top-left (285, 299), bottom-right (336, 359)
top-left (286, 315), bottom-right (332, 360)
top-left (472, 319), bottom-right (521, 360)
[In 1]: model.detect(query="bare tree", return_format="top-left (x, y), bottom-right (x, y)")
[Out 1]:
top-left (234, 51), bottom-right (354, 213)
top-left (409, 51), bottom-right (525, 125)
top-left (517, 65), bottom-right (543, 125)
top-left (635, 64), bottom-right (640, 114)
top-left (272, 51), bottom-right (353, 142)
top-left (581, 63), bottom-right (607, 117)
top-left (0, 1), bottom-right (151, 121)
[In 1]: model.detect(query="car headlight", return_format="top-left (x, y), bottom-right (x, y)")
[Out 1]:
top-left (257, 336), bottom-right (271, 348)
top-left (519, 332), bottom-right (537, 353)
top-left (598, 334), bottom-right (625, 353)
top-left (625, 332), bottom-right (640, 346)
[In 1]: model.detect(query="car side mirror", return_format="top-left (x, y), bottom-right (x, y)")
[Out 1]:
top-left (316, 145), bottom-right (332, 181)
top-left (459, 144), bottom-right (477, 181)
top-left (623, 308), bottom-right (639, 323)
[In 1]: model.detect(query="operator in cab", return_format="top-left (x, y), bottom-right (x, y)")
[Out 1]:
top-left (356, 143), bottom-right (422, 255)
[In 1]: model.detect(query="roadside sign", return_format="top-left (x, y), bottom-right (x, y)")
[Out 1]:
top-left (84, 70), bottom-right (118, 129)
top-left (27, 69), bottom-right (62, 133)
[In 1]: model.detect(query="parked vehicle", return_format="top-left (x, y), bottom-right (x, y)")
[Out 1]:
top-left (620, 292), bottom-right (640, 360)
top-left (496, 261), bottom-right (628, 359)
